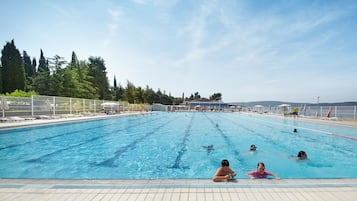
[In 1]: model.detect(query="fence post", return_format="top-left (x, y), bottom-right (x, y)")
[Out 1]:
top-left (334, 106), bottom-right (337, 118)
top-left (70, 98), bottom-right (72, 114)
top-left (1, 96), bottom-right (4, 118)
top-left (354, 106), bottom-right (356, 120)
top-left (83, 99), bottom-right (85, 113)
top-left (31, 95), bottom-right (34, 116)
top-left (94, 100), bottom-right (96, 113)
top-left (53, 96), bottom-right (56, 116)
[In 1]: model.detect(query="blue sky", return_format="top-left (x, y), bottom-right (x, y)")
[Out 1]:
top-left (1, 0), bottom-right (357, 103)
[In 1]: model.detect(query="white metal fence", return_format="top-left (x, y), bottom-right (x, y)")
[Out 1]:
top-left (246, 105), bottom-right (357, 120)
top-left (0, 95), bottom-right (150, 118)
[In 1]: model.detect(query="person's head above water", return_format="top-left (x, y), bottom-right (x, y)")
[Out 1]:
top-left (256, 162), bottom-right (265, 172)
top-left (221, 159), bottom-right (230, 167)
top-left (297, 151), bottom-right (307, 159)
top-left (293, 128), bottom-right (297, 133)
top-left (250, 144), bottom-right (257, 151)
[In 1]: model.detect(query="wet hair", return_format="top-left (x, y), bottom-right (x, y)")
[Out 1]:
top-left (298, 151), bottom-right (306, 158)
top-left (221, 159), bottom-right (230, 166)
top-left (250, 144), bottom-right (256, 151)
top-left (293, 128), bottom-right (297, 133)
top-left (257, 162), bottom-right (265, 168)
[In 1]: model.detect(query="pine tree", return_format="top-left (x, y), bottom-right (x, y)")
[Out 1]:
top-left (1, 40), bottom-right (26, 93)
top-left (88, 56), bottom-right (110, 100)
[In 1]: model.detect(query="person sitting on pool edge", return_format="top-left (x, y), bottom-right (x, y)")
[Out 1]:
top-left (250, 144), bottom-right (257, 151)
top-left (246, 162), bottom-right (280, 179)
top-left (213, 159), bottom-right (237, 182)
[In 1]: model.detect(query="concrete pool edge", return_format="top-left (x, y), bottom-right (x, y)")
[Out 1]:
top-left (1, 111), bottom-right (357, 130)
top-left (1, 178), bottom-right (356, 189)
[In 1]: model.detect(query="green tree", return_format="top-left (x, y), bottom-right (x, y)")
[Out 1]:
top-left (209, 93), bottom-right (222, 101)
top-left (143, 85), bottom-right (159, 104)
top-left (60, 67), bottom-right (80, 97)
top-left (70, 51), bottom-right (79, 67)
top-left (32, 72), bottom-right (50, 95)
top-left (5, 89), bottom-right (38, 97)
top-left (48, 69), bottom-right (64, 96)
top-left (32, 49), bottom-right (51, 95)
top-left (1, 40), bottom-right (26, 93)
top-left (23, 51), bottom-right (37, 92)
top-left (0, 63), bottom-right (2, 93)
top-left (23, 51), bottom-right (36, 77)
top-left (134, 86), bottom-right (144, 103)
top-left (124, 80), bottom-right (136, 103)
top-left (38, 49), bottom-right (49, 74)
top-left (112, 76), bottom-right (123, 101)
top-left (75, 60), bottom-right (98, 99)
top-left (48, 55), bottom-right (66, 74)
top-left (32, 57), bottom-right (37, 74)
top-left (172, 97), bottom-right (183, 105)
top-left (88, 56), bottom-right (110, 100)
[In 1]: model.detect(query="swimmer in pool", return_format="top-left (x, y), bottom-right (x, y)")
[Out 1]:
top-left (202, 144), bottom-right (214, 154)
top-left (296, 150), bottom-right (308, 161)
top-left (246, 162), bottom-right (280, 179)
top-left (249, 144), bottom-right (257, 151)
top-left (202, 144), bottom-right (214, 150)
top-left (213, 159), bottom-right (237, 182)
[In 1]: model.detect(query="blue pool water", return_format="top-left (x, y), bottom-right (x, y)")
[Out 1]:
top-left (0, 112), bottom-right (356, 179)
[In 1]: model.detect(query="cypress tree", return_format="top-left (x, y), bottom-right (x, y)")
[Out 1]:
top-left (23, 51), bottom-right (35, 77)
top-left (0, 63), bottom-right (2, 93)
top-left (114, 76), bottom-right (117, 88)
top-left (32, 58), bottom-right (37, 75)
top-left (33, 50), bottom-right (50, 95)
top-left (70, 51), bottom-right (79, 67)
top-left (1, 40), bottom-right (26, 93)
top-left (38, 49), bottom-right (49, 74)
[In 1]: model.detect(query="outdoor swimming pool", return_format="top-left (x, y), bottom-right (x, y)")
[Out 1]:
top-left (0, 112), bottom-right (356, 179)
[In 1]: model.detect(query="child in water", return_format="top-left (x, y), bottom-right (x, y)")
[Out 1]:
top-left (246, 162), bottom-right (280, 179)
top-left (213, 159), bottom-right (237, 182)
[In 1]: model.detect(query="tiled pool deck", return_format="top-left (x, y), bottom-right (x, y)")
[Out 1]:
top-left (0, 178), bottom-right (356, 201)
top-left (1, 113), bottom-right (356, 200)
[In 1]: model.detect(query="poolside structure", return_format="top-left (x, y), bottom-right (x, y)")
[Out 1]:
top-left (188, 101), bottom-right (229, 111)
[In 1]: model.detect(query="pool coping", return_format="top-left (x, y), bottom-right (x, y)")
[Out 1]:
top-left (1, 178), bottom-right (357, 189)
top-left (1, 111), bottom-right (357, 130)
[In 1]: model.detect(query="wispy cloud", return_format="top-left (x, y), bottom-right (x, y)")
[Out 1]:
top-left (107, 8), bottom-right (122, 33)
top-left (132, 0), bottom-right (149, 5)
top-left (3, 0), bottom-right (356, 102)
top-left (102, 8), bottom-right (123, 48)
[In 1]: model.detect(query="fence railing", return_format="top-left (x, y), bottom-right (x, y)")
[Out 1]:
top-left (245, 105), bottom-right (357, 120)
top-left (0, 95), bottom-right (151, 118)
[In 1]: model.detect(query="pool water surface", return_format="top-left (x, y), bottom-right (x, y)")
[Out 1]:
top-left (0, 112), bottom-right (356, 179)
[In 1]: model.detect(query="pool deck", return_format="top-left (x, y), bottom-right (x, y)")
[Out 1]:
top-left (0, 178), bottom-right (356, 201)
top-left (1, 112), bottom-right (356, 200)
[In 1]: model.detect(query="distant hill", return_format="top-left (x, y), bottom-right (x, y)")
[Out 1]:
top-left (228, 101), bottom-right (357, 107)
